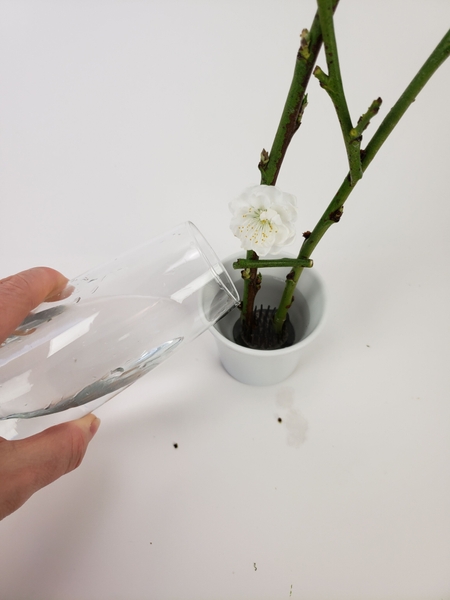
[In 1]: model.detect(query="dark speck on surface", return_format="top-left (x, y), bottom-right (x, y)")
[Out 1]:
top-left (173, 443), bottom-right (178, 449)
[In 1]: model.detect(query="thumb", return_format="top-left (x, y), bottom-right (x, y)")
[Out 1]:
top-left (0, 414), bottom-right (100, 521)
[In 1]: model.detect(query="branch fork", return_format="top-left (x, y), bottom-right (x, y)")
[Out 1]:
top-left (237, 0), bottom-right (450, 342)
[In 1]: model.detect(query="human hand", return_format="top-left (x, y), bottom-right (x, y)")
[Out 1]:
top-left (0, 268), bottom-right (101, 521)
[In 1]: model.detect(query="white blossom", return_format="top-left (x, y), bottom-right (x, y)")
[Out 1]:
top-left (229, 185), bottom-right (297, 256)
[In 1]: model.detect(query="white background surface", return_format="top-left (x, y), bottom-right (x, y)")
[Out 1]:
top-left (1, 1), bottom-right (450, 598)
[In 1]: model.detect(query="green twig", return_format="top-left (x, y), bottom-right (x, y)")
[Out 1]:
top-left (233, 257), bottom-right (314, 270)
top-left (259, 0), bottom-right (340, 187)
top-left (351, 98), bottom-right (383, 139)
top-left (273, 27), bottom-right (450, 333)
top-left (241, 2), bottom-right (340, 332)
top-left (315, 0), bottom-right (362, 185)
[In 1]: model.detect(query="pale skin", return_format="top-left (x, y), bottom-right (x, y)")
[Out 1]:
top-left (0, 267), bottom-right (100, 521)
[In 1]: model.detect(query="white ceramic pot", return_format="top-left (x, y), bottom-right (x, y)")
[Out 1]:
top-left (211, 254), bottom-right (327, 385)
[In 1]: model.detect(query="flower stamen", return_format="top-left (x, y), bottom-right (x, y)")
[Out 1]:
top-left (229, 185), bottom-right (297, 256)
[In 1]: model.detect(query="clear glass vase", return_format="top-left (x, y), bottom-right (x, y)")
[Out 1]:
top-left (0, 222), bottom-right (239, 439)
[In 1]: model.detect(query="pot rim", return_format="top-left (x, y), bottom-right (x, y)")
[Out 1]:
top-left (211, 252), bottom-right (327, 355)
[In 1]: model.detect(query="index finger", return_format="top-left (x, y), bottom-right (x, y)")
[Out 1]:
top-left (0, 267), bottom-right (68, 344)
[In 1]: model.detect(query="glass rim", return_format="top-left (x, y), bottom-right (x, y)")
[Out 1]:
top-left (186, 222), bottom-right (240, 305)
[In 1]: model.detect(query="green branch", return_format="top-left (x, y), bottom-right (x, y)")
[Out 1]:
top-left (241, 2), bottom-right (340, 335)
top-left (315, 0), bottom-right (362, 185)
top-left (361, 29), bottom-right (450, 172)
top-left (233, 257), bottom-right (313, 270)
top-left (259, 0), bottom-right (340, 187)
top-left (272, 27), bottom-right (450, 333)
top-left (351, 98), bottom-right (383, 139)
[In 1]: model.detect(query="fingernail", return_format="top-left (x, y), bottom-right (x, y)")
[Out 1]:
top-left (79, 414), bottom-right (101, 438)
top-left (45, 282), bottom-right (72, 302)
top-left (90, 416), bottom-right (101, 437)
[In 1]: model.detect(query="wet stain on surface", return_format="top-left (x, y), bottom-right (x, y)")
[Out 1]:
top-left (276, 387), bottom-right (308, 448)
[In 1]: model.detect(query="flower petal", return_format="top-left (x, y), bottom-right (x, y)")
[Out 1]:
top-left (229, 184), bottom-right (298, 256)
